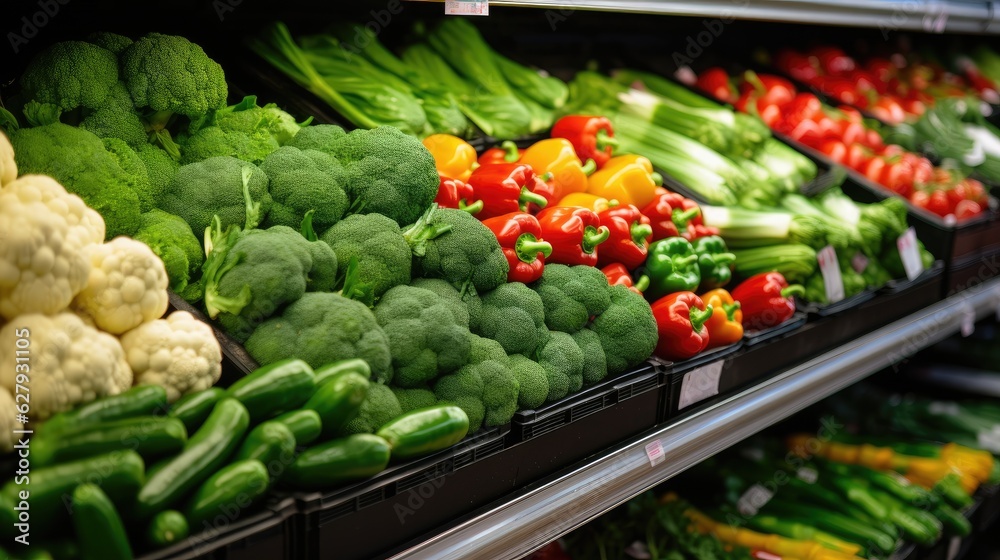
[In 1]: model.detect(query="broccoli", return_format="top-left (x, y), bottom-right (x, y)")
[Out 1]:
top-left (85, 32), bottom-right (134, 54)
top-left (103, 137), bottom-right (155, 212)
top-left (468, 334), bottom-right (509, 365)
top-left (433, 366), bottom-right (485, 430)
top-left (9, 123), bottom-right (141, 238)
top-left (531, 264), bottom-right (613, 333)
top-left (179, 125), bottom-right (280, 165)
top-left (136, 143), bottom-right (178, 197)
top-left (373, 285), bottom-right (472, 387)
top-left (508, 355), bottom-right (548, 410)
top-left (589, 285), bottom-right (658, 376)
top-left (408, 278), bottom-right (474, 329)
top-left (79, 82), bottom-right (148, 148)
top-left (391, 387), bottom-right (438, 413)
top-left (411, 207), bottom-right (509, 294)
top-left (292, 125), bottom-right (438, 226)
top-left (338, 383), bottom-right (403, 435)
top-left (157, 156), bottom-right (273, 236)
top-left (132, 209), bottom-right (204, 297)
top-left (213, 97), bottom-right (310, 146)
top-left (206, 224), bottom-right (337, 342)
top-left (287, 123), bottom-right (348, 152)
top-left (19, 41), bottom-right (119, 113)
top-left (477, 282), bottom-right (547, 356)
top-left (571, 328), bottom-right (609, 386)
top-left (320, 213), bottom-right (412, 300)
top-left (259, 146), bottom-right (348, 231)
top-left (536, 331), bottom-right (585, 402)
top-left (433, 359), bottom-right (518, 431)
top-left (246, 292), bottom-right (392, 380)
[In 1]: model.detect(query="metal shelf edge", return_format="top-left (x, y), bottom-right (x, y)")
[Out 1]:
top-left (387, 277), bottom-right (1000, 560)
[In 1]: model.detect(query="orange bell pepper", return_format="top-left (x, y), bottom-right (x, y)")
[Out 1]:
top-left (519, 138), bottom-right (597, 202)
top-left (701, 289), bottom-right (743, 348)
top-left (586, 154), bottom-right (662, 209)
top-left (422, 134), bottom-right (478, 182)
top-left (557, 192), bottom-right (615, 214)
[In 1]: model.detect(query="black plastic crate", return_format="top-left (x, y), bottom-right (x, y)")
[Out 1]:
top-left (941, 248), bottom-right (1000, 297)
top-left (168, 292), bottom-right (258, 383)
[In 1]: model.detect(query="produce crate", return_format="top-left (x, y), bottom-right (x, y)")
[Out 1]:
top-left (657, 342), bottom-right (742, 421)
top-left (289, 424), bottom-right (509, 560)
top-left (941, 248), bottom-right (1000, 297)
top-left (168, 293), bottom-right (258, 382)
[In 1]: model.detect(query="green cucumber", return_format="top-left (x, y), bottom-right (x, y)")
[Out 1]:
top-left (71, 484), bottom-right (133, 560)
top-left (0, 451), bottom-right (144, 536)
top-left (283, 434), bottom-right (390, 489)
top-left (136, 398), bottom-right (250, 518)
top-left (933, 503), bottom-right (972, 536)
top-left (314, 359), bottom-right (371, 386)
top-left (226, 359), bottom-right (315, 422)
top-left (305, 372), bottom-right (369, 436)
top-left (170, 388), bottom-right (226, 433)
top-left (273, 409), bottom-right (323, 446)
top-left (234, 421), bottom-right (297, 476)
top-left (34, 416), bottom-right (187, 467)
top-left (42, 386), bottom-right (168, 434)
top-left (184, 460), bottom-right (270, 529)
top-left (376, 405), bottom-right (469, 461)
top-left (147, 510), bottom-right (189, 549)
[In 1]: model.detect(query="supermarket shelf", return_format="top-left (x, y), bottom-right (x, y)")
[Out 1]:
top-left (388, 277), bottom-right (1000, 560)
top-left (407, 0), bottom-right (1000, 34)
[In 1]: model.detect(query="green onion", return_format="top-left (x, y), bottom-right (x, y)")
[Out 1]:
top-left (731, 244), bottom-right (818, 283)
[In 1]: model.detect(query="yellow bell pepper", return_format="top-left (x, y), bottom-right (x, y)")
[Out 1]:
top-left (422, 134), bottom-right (478, 182)
top-left (586, 154), bottom-right (662, 209)
top-left (519, 138), bottom-right (597, 202)
top-left (557, 192), bottom-right (615, 214)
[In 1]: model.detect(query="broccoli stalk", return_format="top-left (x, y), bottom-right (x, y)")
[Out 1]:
top-left (202, 216), bottom-right (250, 320)
top-left (402, 204), bottom-right (454, 257)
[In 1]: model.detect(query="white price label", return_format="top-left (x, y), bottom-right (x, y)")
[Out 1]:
top-left (896, 227), bottom-right (924, 281)
top-left (977, 430), bottom-right (1000, 454)
top-left (677, 360), bottom-right (723, 410)
top-left (445, 0), bottom-right (489, 15)
top-left (946, 536), bottom-right (961, 560)
top-left (817, 246), bottom-right (845, 303)
top-left (645, 440), bottom-right (665, 467)
top-left (674, 66), bottom-right (698, 86)
top-left (928, 401), bottom-right (962, 416)
top-left (797, 467), bottom-right (819, 484)
top-left (961, 305), bottom-right (975, 337)
top-left (737, 484), bottom-right (774, 517)
top-left (851, 252), bottom-right (869, 274)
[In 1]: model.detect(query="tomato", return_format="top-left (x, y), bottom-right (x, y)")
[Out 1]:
top-left (866, 58), bottom-right (896, 85)
top-left (814, 116), bottom-right (841, 140)
top-left (838, 105), bottom-right (863, 123)
top-left (741, 72), bottom-right (796, 108)
top-left (848, 70), bottom-right (879, 94)
top-left (946, 182), bottom-right (969, 207)
top-left (964, 179), bottom-right (987, 204)
top-left (912, 159), bottom-right (934, 185)
top-left (910, 190), bottom-right (930, 210)
top-left (870, 97), bottom-right (907, 125)
top-left (812, 46), bottom-right (855, 75)
top-left (864, 157), bottom-right (887, 183)
top-left (816, 76), bottom-right (861, 105)
top-left (785, 93), bottom-right (823, 124)
top-left (759, 104), bottom-right (783, 127)
top-left (880, 144), bottom-right (905, 158)
top-left (954, 199), bottom-right (983, 220)
top-left (926, 190), bottom-right (953, 217)
top-left (697, 68), bottom-right (738, 104)
top-left (933, 168), bottom-right (954, 184)
top-left (900, 97), bottom-right (926, 118)
top-left (839, 121), bottom-right (867, 146)
top-left (864, 129), bottom-right (885, 151)
top-left (845, 143), bottom-right (871, 170)
top-left (788, 119), bottom-right (824, 146)
top-left (881, 161), bottom-right (915, 197)
top-left (776, 50), bottom-right (819, 82)
top-left (819, 140), bottom-right (848, 163)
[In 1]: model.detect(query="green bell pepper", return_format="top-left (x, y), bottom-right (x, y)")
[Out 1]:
top-left (691, 235), bottom-right (735, 291)
top-left (643, 236), bottom-right (701, 301)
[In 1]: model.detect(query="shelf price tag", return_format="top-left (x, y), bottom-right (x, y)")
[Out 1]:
top-left (851, 252), bottom-right (869, 274)
top-left (737, 484), bottom-right (774, 517)
top-left (817, 245), bottom-right (844, 303)
top-left (960, 303), bottom-right (975, 337)
top-left (896, 227), bottom-right (924, 281)
top-left (445, 0), bottom-right (489, 15)
top-left (946, 536), bottom-right (961, 560)
top-left (677, 360), bottom-right (723, 411)
top-left (923, 0), bottom-right (949, 33)
top-left (644, 439), bottom-right (665, 468)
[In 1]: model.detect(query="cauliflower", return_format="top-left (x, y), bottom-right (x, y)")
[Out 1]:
top-left (0, 130), bottom-right (15, 186)
top-left (0, 387), bottom-right (24, 452)
top-left (73, 237), bottom-right (169, 334)
top-left (0, 175), bottom-right (105, 320)
top-left (0, 314), bottom-right (132, 420)
top-left (120, 311), bottom-right (222, 403)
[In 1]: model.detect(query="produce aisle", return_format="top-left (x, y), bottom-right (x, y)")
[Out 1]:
top-left (1, 1), bottom-right (1000, 559)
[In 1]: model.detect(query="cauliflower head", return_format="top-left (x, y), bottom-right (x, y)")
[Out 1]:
top-left (0, 387), bottom-right (24, 452)
top-left (0, 130), bottom-right (15, 186)
top-left (0, 175), bottom-right (105, 320)
top-left (73, 237), bottom-right (169, 334)
top-left (0, 313), bottom-right (132, 420)
top-left (120, 310), bottom-right (222, 403)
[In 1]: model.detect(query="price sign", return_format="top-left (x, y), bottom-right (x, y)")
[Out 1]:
top-left (896, 227), bottom-right (924, 281)
top-left (797, 467), bottom-right (818, 484)
top-left (445, 0), bottom-right (489, 15)
top-left (960, 304), bottom-right (975, 337)
top-left (817, 245), bottom-right (844, 303)
top-left (851, 252), bottom-right (869, 274)
top-left (737, 484), bottom-right (774, 517)
top-left (677, 360), bottom-right (724, 410)
top-left (645, 440), bottom-right (665, 467)
top-left (946, 536), bottom-right (961, 560)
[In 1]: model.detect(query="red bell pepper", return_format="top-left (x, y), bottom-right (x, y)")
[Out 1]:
top-left (696, 67), bottom-right (738, 104)
top-left (482, 212), bottom-right (553, 284)
top-left (534, 206), bottom-right (610, 267)
top-left (740, 71), bottom-right (796, 108)
top-left (601, 263), bottom-right (649, 295)
top-left (478, 140), bottom-right (522, 165)
top-left (551, 115), bottom-right (618, 169)
top-left (596, 204), bottom-right (654, 270)
top-left (730, 272), bottom-right (804, 331)
top-left (467, 163), bottom-right (550, 220)
top-left (653, 189), bottom-right (718, 242)
top-left (434, 173), bottom-right (484, 215)
top-left (650, 291), bottom-right (713, 361)
top-left (641, 190), bottom-right (702, 242)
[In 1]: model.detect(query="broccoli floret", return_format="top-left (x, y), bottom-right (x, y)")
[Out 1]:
top-left (79, 82), bottom-right (147, 148)
top-left (9, 123), bottom-right (141, 238)
top-left (536, 331), bottom-right (585, 402)
top-left (132, 209), bottom-right (204, 296)
top-left (287, 124), bottom-right (348, 152)
top-left (433, 366), bottom-right (486, 430)
top-left (320, 214), bottom-right (412, 299)
top-left (85, 32), bottom-right (134, 54)
top-left (572, 328), bottom-right (609, 386)
top-left (20, 41), bottom-right (119, 113)
top-left (136, 143), bottom-right (179, 197)
top-left (408, 278), bottom-right (473, 328)
top-left (589, 285), bottom-right (658, 376)
top-left (411, 207), bottom-right (509, 294)
top-left (339, 383), bottom-right (402, 435)
top-left (391, 387), bottom-right (438, 413)
top-left (532, 264), bottom-right (613, 333)
top-left (259, 146), bottom-right (348, 231)
top-left (246, 292), bottom-right (392, 380)
top-left (508, 355), bottom-right (548, 410)
top-left (214, 99), bottom-right (309, 146)
top-left (478, 282), bottom-right (547, 356)
top-left (158, 156), bottom-right (273, 236)
top-left (433, 359), bottom-right (518, 431)
top-left (103, 137), bottom-right (155, 212)
top-left (373, 285), bottom-right (472, 387)
top-left (468, 333), bottom-right (509, 366)
top-left (179, 125), bottom-right (280, 165)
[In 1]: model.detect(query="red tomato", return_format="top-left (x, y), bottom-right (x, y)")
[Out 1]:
top-left (839, 121), bottom-right (867, 146)
top-left (964, 179), bottom-right (987, 204)
top-left (946, 182), bottom-right (968, 207)
top-left (926, 190), bottom-right (953, 217)
top-left (866, 58), bottom-right (896, 85)
top-left (880, 144), bottom-right (905, 158)
top-left (819, 140), bottom-right (848, 163)
top-left (933, 168), bottom-right (954, 184)
top-left (912, 159), bottom-right (934, 185)
top-left (741, 73), bottom-right (796, 108)
top-left (910, 190), bottom-right (930, 210)
top-left (848, 69), bottom-right (879, 94)
top-left (845, 143), bottom-right (871, 170)
top-left (812, 46), bottom-right (856, 75)
top-left (776, 50), bottom-right (819, 82)
top-left (816, 76), bottom-right (861, 105)
top-left (864, 129), bottom-right (885, 150)
top-left (815, 116), bottom-right (841, 140)
top-left (759, 103), bottom-right (783, 128)
top-left (838, 105), bottom-right (863, 123)
top-left (697, 68), bottom-right (738, 104)
top-left (788, 119), bottom-right (824, 146)
top-left (901, 98), bottom-right (927, 118)
top-left (785, 93), bottom-right (824, 124)
top-left (864, 157), bottom-right (887, 183)
top-left (870, 97), bottom-right (907, 125)
top-left (881, 161), bottom-right (915, 197)
top-left (954, 199), bottom-right (983, 220)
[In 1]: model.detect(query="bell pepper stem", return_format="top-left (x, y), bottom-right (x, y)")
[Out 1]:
top-left (650, 172), bottom-right (664, 187)
top-left (744, 70), bottom-right (766, 97)
top-left (458, 199), bottom-right (484, 215)
top-left (672, 254), bottom-right (699, 268)
top-left (515, 234), bottom-right (553, 262)
top-left (780, 284), bottom-right (806, 299)
top-left (689, 304), bottom-right (714, 333)
top-left (501, 140), bottom-right (520, 162)
top-left (596, 129), bottom-right (618, 151)
top-left (580, 158), bottom-right (598, 176)
top-left (672, 207), bottom-right (701, 227)
top-left (518, 188), bottom-right (549, 211)
top-left (713, 253), bottom-right (737, 266)
top-left (582, 225), bottom-right (611, 254)
top-left (470, 162), bottom-right (480, 172)
top-left (631, 223), bottom-right (654, 244)
top-left (540, 172), bottom-right (554, 182)
top-left (723, 301), bottom-right (740, 321)
top-left (634, 274), bottom-right (650, 293)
